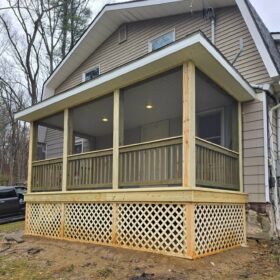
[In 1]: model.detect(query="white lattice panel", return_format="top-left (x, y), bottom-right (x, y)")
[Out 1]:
top-left (194, 204), bottom-right (245, 257)
top-left (64, 203), bottom-right (113, 244)
top-left (116, 203), bottom-right (186, 256)
top-left (26, 203), bottom-right (62, 238)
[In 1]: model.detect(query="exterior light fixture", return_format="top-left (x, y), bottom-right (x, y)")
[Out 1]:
top-left (102, 117), bottom-right (109, 122)
top-left (146, 104), bottom-right (153, 109)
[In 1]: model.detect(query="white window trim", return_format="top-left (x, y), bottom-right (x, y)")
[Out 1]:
top-left (148, 28), bottom-right (176, 53)
top-left (196, 107), bottom-right (225, 146)
top-left (82, 65), bottom-right (100, 82)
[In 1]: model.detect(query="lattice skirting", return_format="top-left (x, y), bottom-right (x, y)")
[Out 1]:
top-left (25, 202), bottom-right (246, 259)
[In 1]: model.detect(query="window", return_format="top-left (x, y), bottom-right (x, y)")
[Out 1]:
top-left (37, 142), bottom-right (46, 160)
top-left (197, 109), bottom-right (224, 145)
top-left (74, 141), bottom-right (83, 154)
top-left (149, 30), bottom-right (175, 52)
top-left (84, 66), bottom-right (100, 82)
top-left (0, 188), bottom-right (17, 199)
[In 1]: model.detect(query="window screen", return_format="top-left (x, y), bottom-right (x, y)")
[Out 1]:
top-left (197, 111), bottom-right (222, 145)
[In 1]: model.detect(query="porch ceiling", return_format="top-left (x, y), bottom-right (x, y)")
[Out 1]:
top-left (15, 32), bottom-right (255, 122)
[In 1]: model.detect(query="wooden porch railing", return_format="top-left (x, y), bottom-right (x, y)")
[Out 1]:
top-left (67, 149), bottom-right (113, 190)
top-left (196, 137), bottom-right (239, 190)
top-left (119, 136), bottom-right (183, 187)
top-left (31, 158), bottom-right (62, 192)
top-left (30, 136), bottom-right (240, 192)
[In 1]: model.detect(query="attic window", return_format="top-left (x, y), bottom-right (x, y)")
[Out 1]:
top-left (84, 66), bottom-right (100, 81)
top-left (149, 30), bottom-right (175, 52)
top-left (119, 24), bottom-right (127, 43)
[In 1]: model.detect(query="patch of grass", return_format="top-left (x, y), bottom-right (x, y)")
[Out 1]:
top-left (96, 267), bottom-right (113, 278)
top-left (0, 256), bottom-right (54, 280)
top-left (0, 221), bottom-right (24, 234)
top-left (65, 264), bottom-right (75, 272)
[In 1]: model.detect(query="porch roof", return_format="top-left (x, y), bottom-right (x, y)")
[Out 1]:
top-left (15, 32), bottom-right (255, 122)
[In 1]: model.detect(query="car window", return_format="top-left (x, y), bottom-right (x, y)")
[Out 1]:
top-left (0, 188), bottom-right (17, 199)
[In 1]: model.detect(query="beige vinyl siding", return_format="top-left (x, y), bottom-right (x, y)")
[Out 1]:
top-left (45, 128), bottom-right (63, 159)
top-left (242, 99), bottom-right (266, 203)
top-left (55, 5), bottom-right (270, 94)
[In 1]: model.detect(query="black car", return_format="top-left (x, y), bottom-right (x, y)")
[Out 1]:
top-left (0, 187), bottom-right (25, 223)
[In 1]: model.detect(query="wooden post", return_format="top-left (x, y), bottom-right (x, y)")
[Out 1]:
top-left (238, 102), bottom-right (244, 193)
top-left (62, 109), bottom-right (73, 192)
top-left (111, 203), bottom-right (118, 244)
top-left (182, 61), bottom-right (196, 187)
top-left (27, 122), bottom-right (38, 194)
top-left (113, 89), bottom-right (122, 189)
top-left (186, 203), bottom-right (196, 259)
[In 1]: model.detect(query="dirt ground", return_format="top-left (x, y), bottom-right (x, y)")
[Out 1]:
top-left (0, 222), bottom-right (280, 280)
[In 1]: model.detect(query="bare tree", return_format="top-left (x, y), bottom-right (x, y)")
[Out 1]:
top-left (0, 0), bottom-right (93, 184)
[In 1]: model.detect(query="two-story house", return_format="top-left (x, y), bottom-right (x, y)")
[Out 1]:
top-left (15, 0), bottom-right (280, 259)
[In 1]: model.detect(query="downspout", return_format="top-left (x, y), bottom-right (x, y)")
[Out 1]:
top-left (211, 15), bottom-right (215, 45)
top-left (262, 92), bottom-right (270, 203)
top-left (268, 101), bottom-right (280, 233)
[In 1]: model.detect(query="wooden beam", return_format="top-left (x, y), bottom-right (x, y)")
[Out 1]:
top-left (27, 122), bottom-right (38, 194)
top-left (182, 61), bottom-right (196, 187)
top-left (25, 187), bottom-right (248, 204)
top-left (112, 89), bottom-right (121, 189)
top-left (62, 109), bottom-right (73, 192)
top-left (238, 102), bottom-right (244, 192)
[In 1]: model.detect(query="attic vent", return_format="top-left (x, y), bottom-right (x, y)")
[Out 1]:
top-left (119, 25), bottom-right (127, 44)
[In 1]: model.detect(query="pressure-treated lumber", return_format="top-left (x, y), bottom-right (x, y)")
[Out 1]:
top-left (182, 61), bottom-right (196, 187)
top-left (186, 203), bottom-right (195, 258)
top-left (113, 89), bottom-right (121, 189)
top-left (62, 109), bottom-right (73, 192)
top-left (25, 187), bottom-right (248, 204)
top-left (27, 122), bottom-right (38, 193)
top-left (238, 102), bottom-right (244, 192)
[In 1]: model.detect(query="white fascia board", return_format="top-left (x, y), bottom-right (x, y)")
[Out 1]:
top-left (236, 0), bottom-right (279, 78)
top-left (15, 33), bottom-right (255, 121)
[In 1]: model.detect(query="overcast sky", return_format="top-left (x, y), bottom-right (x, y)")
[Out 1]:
top-left (90, 0), bottom-right (280, 32)
top-left (250, 0), bottom-right (280, 32)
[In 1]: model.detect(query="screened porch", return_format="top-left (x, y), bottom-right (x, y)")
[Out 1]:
top-left (30, 66), bottom-right (241, 193)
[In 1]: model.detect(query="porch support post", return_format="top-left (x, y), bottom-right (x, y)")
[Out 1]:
top-left (238, 102), bottom-right (244, 192)
top-left (182, 61), bottom-right (196, 187)
top-left (113, 89), bottom-right (122, 189)
top-left (62, 108), bottom-right (73, 192)
top-left (27, 122), bottom-right (38, 194)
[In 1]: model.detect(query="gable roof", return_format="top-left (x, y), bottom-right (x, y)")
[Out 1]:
top-left (44, 0), bottom-right (280, 97)
top-left (43, 0), bottom-right (236, 96)
top-left (235, 0), bottom-right (280, 79)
